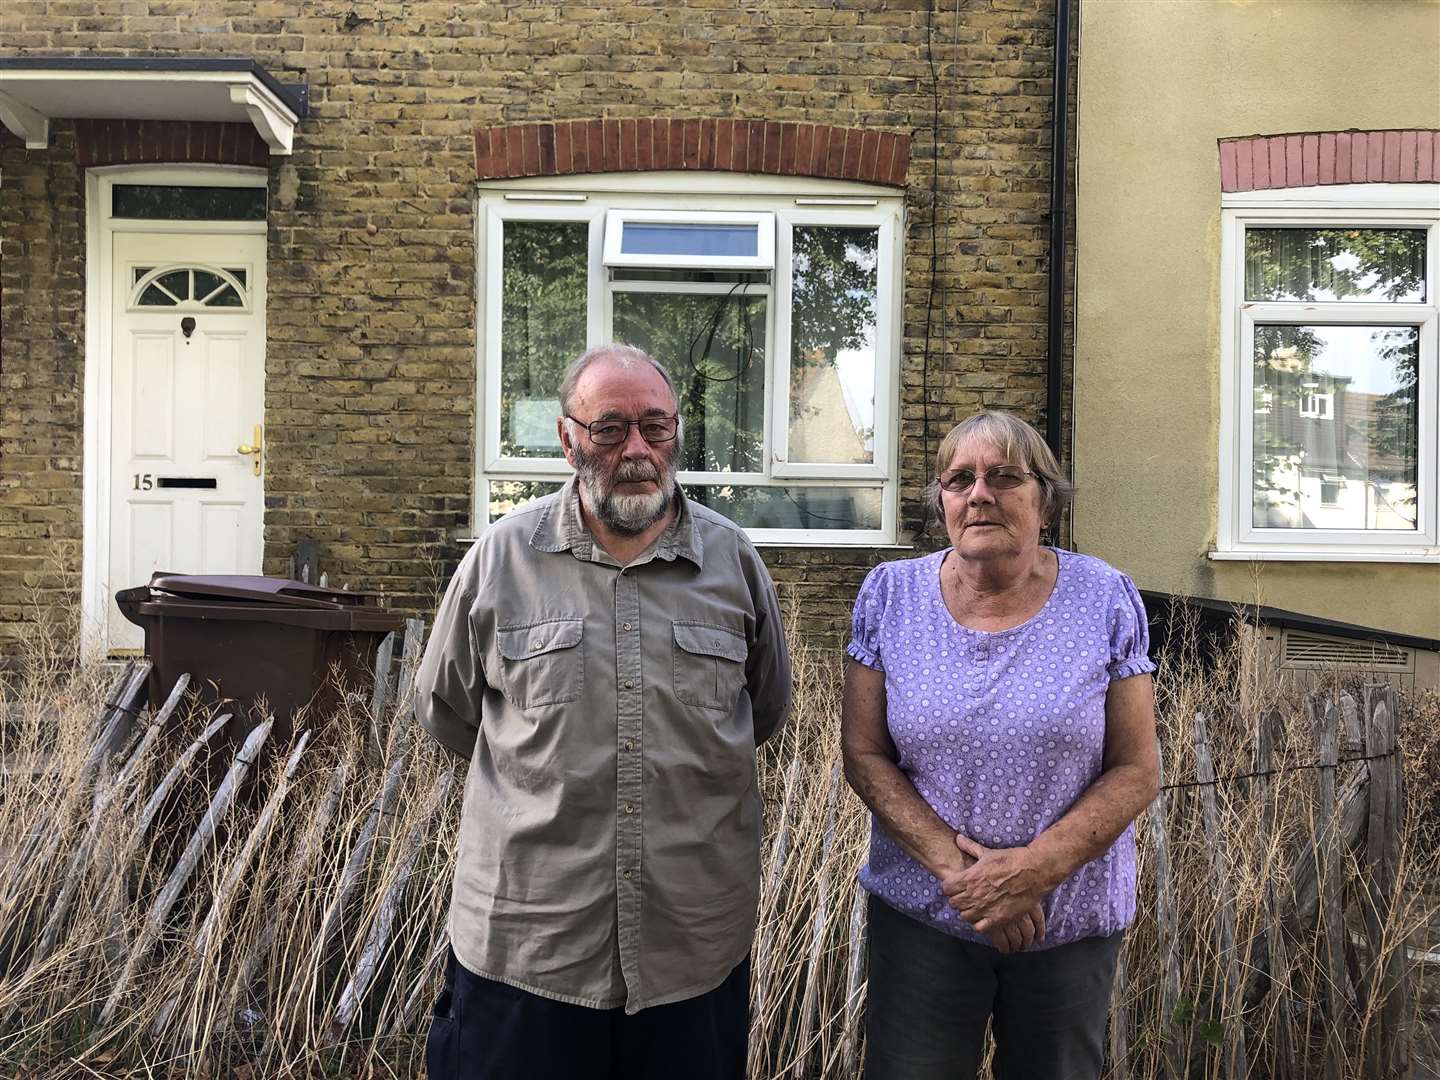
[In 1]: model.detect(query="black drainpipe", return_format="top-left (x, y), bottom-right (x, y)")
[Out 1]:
top-left (1046, 0), bottom-right (1073, 459)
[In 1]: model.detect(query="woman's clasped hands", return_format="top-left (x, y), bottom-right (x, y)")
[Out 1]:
top-left (940, 833), bottom-right (1051, 954)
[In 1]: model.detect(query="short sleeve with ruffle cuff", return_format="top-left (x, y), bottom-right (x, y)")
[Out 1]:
top-left (1107, 571), bottom-right (1157, 681)
top-left (846, 563), bottom-right (889, 672)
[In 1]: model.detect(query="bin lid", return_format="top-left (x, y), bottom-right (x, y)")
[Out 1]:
top-left (147, 573), bottom-right (382, 610)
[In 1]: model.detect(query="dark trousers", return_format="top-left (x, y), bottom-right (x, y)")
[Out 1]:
top-left (425, 949), bottom-right (750, 1080)
top-left (864, 895), bottom-right (1122, 1080)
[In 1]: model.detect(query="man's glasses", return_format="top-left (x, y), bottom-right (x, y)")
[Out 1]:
top-left (937, 465), bottom-right (1035, 493)
top-left (566, 414), bottom-right (680, 446)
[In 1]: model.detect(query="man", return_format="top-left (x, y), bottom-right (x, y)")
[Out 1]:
top-left (415, 343), bottom-right (792, 1080)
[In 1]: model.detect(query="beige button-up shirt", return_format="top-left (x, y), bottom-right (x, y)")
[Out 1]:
top-left (415, 478), bottom-right (791, 1013)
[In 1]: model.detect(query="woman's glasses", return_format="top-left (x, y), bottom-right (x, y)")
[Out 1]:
top-left (566, 414), bottom-right (680, 446)
top-left (937, 465), bottom-right (1035, 493)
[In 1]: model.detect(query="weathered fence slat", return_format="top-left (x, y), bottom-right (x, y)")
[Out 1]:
top-left (1193, 711), bottom-right (1248, 1080)
top-left (31, 673), bottom-right (192, 967)
top-left (1339, 690), bottom-right (1362, 753)
top-left (1254, 707), bottom-right (1296, 1080)
top-left (324, 731), bottom-right (410, 928)
top-left (367, 629), bottom-right (397, 758)
top-left (85, 659), bottom-right (152, 774)
top-left (385, 927), bottom-right (451, 1038)
top-left (393, 617), bottom-right (427, 718)
top-left (328, 767), bottom-right (454, 1043)
top-left (223, 750), bottom-right (353, 1043)
top-left (749, 750), bottom-right (802, 1079)
top-left (101, 717), bottom-right (274, 1025)
top-left (1315, 696), bottom-right (1348, 1080)
top-left (792, 760), bottom-right (843, 1080)
top-left (1107, 940), bottom-right (1130, 1080)
top-left (839, 884), bottom-right (868, 1079)
top-left (1362, 685), bottom-right (1408, 1080)
top-left (12, 662), bottom-right (152, 878)
top-left (1147, 751), bottom-right (1184, 1080)
top-left (1243, 767), bottom-right (1368, 1009)
top-left (151, 729), bottom-right (313, 1037)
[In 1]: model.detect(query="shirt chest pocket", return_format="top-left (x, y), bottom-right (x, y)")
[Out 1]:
top-left (672, 622), bottom-right (748, 712)
top-left (495, 619), bottom-right (584, 708)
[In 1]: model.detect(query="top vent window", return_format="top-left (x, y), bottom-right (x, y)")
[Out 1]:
top-left (603, 209), bottom-right (774, 271)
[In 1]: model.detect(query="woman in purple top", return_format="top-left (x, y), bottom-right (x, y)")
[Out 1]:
top-left (842, 411), bottom-right (1159, 1080)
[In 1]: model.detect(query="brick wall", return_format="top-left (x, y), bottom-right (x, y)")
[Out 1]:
top-left (0, 124), bottom-right (86, 654)
top-left (0, 0), bottom-right (1068, 660)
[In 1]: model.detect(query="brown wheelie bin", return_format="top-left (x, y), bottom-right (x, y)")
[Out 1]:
top-left (115, 573), bottom-right (404, 752)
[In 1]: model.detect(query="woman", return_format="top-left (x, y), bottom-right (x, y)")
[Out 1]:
top-left (841, 411), bottom-right (1159, 1080)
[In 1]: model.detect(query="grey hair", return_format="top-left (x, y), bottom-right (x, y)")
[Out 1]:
top-left (558, 343), bottom-right (680, 417)
top-left (922, 410), bottom-right (1074, 527)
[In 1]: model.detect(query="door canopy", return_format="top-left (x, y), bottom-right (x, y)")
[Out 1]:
top-left (0, 57), bottom-right (309, 154)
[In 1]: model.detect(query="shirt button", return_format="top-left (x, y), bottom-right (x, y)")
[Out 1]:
top-left (624, 679), bottom-right (635, 689)
top-left (623, 622), bottom-right (633, 631)
top-left (625, 804), bottom-right (635, 814)
top-left (625, 740), bottom-right (635, 751)
top-left (623, 870), bottom-right (632, 880)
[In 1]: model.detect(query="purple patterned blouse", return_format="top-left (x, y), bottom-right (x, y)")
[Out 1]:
top-left (847, 548), bottom-right (1155, 949)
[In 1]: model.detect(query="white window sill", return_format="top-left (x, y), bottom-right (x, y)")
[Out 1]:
top-left (1208, 549), bottom-right (1440, 564)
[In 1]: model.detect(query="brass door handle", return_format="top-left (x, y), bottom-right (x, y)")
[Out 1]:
top-left (236, 424), bottom-right (263, 476)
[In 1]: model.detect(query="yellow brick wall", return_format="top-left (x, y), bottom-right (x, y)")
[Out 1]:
top-left (0, 0), bottom-right (1069, 657)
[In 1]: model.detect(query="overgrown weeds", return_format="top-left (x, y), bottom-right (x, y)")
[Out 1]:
top-left (0, 593), bottom-right (1436, 1079)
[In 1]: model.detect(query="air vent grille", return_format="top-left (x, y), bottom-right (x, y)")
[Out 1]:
top-left (1281, 630), bottom-right (1411, 671)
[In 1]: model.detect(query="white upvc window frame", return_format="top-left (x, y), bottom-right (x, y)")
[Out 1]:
top-left (602, 208), bottom-right (775, 271)
top-left (1215, 184), bottom-right (1440, 563)
top-left (474, 173), bottom-right (904, 546)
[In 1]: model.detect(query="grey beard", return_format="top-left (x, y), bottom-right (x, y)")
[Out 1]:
top-left (575, 453), bottom-right (677, 535)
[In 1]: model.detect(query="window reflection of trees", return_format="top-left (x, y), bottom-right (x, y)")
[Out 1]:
top-left (1247, 229), bottom-right (1423, 531)
top-left (499, 222), bottom-right (589, 458)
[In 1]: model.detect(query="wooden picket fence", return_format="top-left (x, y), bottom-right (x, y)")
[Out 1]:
top-left (1110, 685), bottom-right (1411, 1080)
top-left (0, 617), bottom-right (454, 1069)
top-left (0, 632), bottom-right (1425, 1079)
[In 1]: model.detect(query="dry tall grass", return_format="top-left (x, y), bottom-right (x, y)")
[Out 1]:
top-left (0, 600), bottom-right (1437, 1079)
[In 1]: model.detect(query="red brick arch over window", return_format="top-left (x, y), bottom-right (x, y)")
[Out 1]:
top-left (1220, 130), bottom-right (1438, 191)
top-left (474, 119), bottom-right (910, 187)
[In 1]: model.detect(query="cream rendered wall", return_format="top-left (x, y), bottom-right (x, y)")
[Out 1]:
top-left (1074, 0), bottom-right (1440, 639)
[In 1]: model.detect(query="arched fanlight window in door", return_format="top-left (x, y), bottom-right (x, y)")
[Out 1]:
top-left (129, 265), bottom-right (250, 310)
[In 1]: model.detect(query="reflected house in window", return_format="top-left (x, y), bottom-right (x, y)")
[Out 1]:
top-left (789, 346), bottom-right (872, 465)
top-left (1252, 323), bottom-right (1420, 533)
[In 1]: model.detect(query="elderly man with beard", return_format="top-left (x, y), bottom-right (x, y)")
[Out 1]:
top-left (415, 343), bottom-right (792, 1080)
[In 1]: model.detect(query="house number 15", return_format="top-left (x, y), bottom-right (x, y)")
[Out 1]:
top-left (132, 474), bottom-right (154, 490)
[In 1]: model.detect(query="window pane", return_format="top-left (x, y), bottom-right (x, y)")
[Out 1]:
top-left (1252, 325), bottom-right (1419, 531)
top-left (621, 222), bottom-right (758, 258)
top-left (1245, 229), bottom-right (1426, 303)
top-left (112, 185), bottom-right (267, 221)
top-left (205, 284), bottom-right (243, 307)
top-left (488, 479), bottom-right (564, 523)
top-left (500, 221), bottom-right (589, 458)
top-left (613, 290), bottom-right (767, 473)
top-left (686, 484), bottom-right (882, 530)
top-left (158, 269), bottom-right (190, 299)
top-left (789, 226), bottom-right (879, 465)
top-left (194, 270), bottom-right (226, 301)
top-left (139, 283), bottom-right (177, 307)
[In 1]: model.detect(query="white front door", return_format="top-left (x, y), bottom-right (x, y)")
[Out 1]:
top-left (107, 231), bottom-right (266, 649)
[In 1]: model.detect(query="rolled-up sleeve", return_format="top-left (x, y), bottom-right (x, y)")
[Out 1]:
top-left (740, 542), bottom-right (791, 747)
top-left (414, 545), bottom-right (486, 761)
